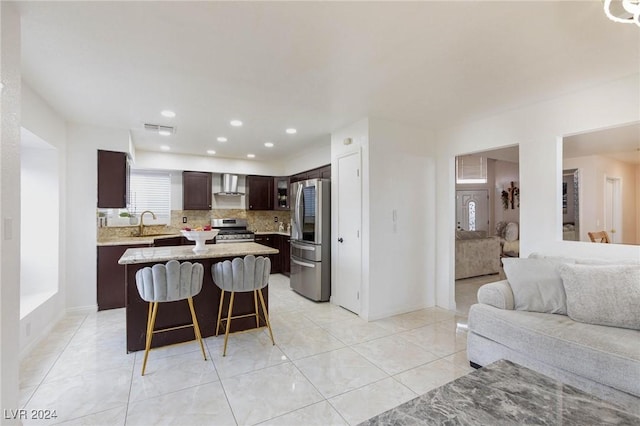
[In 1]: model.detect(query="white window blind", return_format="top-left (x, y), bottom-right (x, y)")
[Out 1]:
top-left (456, 155), bottom-right (487, 184)
top-left (129, 170), bottom-right (171, 224)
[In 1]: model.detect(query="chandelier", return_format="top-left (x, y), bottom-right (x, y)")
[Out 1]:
top-left (604, 0), bottom-right (640, 26)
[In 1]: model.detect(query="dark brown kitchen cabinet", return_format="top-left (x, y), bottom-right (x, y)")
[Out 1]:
top-left (290, 172), bottom-right (307, 183)
top-left (320, 165), bottom-right (331, 179)
top-left (183, 171), bottom-right (212, 210)
top-left (97, 150), bottom-right (128, 208)
top-left (274, 177), bottom-right (290, 211)
top-left (254, 234), bottom-right (280, 273)
top-left (279, 235), bottom-right (291, 276)
top-left (97, 244), bottom-right (147, 310)
top-left (246, 175), bottom-right (273, 210)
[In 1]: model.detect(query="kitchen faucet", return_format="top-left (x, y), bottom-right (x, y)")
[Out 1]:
top-left (138, 210), bottom-right (156, 236)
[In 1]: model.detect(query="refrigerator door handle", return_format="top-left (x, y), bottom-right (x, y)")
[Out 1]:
top-left (291, 242), bottom-right (315, 251)
top-left (294, 184), bottom-right (303, 238)
top-left (292, 258), bottom-right (315, 268)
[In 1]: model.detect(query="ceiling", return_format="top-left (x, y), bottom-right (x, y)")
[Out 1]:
top-left (564, 122), bottom-right (640, 164)
top-left (15, 1), bottom-right (640, 162)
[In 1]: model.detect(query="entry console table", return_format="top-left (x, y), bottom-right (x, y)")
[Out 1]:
top-left (119, 242), bottom-right (278, 352)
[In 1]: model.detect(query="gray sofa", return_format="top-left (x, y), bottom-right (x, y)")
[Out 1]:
top-left (455, 231), bottom-right (501, 280)
top-left (468, 267), bottom-right (640, 415)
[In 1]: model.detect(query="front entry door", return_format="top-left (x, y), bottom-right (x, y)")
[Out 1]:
top-left (456, 190), bottom-right (489, 232)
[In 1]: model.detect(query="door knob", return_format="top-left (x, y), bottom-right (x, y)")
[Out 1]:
top-left (338, 237), bottom-right (344, 243)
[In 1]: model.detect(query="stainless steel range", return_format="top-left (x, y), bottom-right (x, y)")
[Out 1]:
top-left (212, 218), bottom-right (255, 243)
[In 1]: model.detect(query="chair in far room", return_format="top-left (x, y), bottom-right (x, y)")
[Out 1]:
top-left (212, 255), bottom-right (275, 356)
top-left (135, 260), bottom-right (207, 375)
top-left (588, 231), bottom-right (611, 243)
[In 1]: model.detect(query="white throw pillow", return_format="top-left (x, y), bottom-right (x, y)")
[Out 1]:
top-left (558, 264), bottom-right (640, 330)
top-left (504, 222), bottom-right (519, 242)
top-left (502, 258), bottom-right (568, 314)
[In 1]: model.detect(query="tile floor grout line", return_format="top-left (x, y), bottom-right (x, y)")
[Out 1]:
top-left (20, 313), bottom-right (90, 410)
top-left (123, 346), bottom-right (137, 426)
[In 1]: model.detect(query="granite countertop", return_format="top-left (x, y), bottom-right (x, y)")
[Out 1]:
top-left (97, 233), bottom-right (182, 247)
top-left (254, 231), bottom-right (291, 236)
top-left (118, 242), bottom-right (279, 265)
top-left (99, 231), bottom-right (290, 246)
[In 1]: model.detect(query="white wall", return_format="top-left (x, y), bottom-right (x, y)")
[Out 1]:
top-left (66, 124), bottom-right (130, 311)
top-left (280, 136), bottom-right (331, 176)
top-left (494, 160), bottom-right (520, 225)
top-left (331, 117), bottom-right (436, 321)
top-left (436, 74), bottom-right (640, 310)
top-left (1, 3), bottom-right (22, 419)
top-left (134, 150), bottom-right (283, 176)
top-left (20, 142), bottom-right (58, 305)
top-left (367, 118), bottom-right (435, 320)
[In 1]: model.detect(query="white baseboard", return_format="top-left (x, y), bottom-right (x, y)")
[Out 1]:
top-left (66, 304), bottom-right (97, 316)
top-left (19, 311), bottom-right (65, 360)
top-left (366, 303), bottom-right (433, 322)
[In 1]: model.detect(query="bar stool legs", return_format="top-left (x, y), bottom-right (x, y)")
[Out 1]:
top-left (223, 292), bottom-right (236, 356)
top-left (187, 297), bottom-right (207, 362)
top-left (141, 298), bottom-right (207, 376)
top-left (216, 289), bottom-right (275, 357)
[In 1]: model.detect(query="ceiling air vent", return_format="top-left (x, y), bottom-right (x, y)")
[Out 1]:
top-left (144, 123), bottom-right (176, 135)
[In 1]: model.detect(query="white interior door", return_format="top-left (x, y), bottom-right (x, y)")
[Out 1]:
top-left (334, 151), bottom-right (361, 314)
top-left (604, 177), bottom-right (622, 243)
top-left (456, 190), bottom-right (489, 232)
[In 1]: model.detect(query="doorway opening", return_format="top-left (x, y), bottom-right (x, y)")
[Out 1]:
top-left (454, 145), bottom-right (519, 315)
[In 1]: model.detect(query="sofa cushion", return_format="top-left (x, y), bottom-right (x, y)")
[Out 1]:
top-left (502, 258), bottom-right (569, 314)
top-left (468, 303), bottom-right (640, 397)
top-left (558, 264), bottom-right (640, 330)
top-left (476, 280), bottom-right (514, 310)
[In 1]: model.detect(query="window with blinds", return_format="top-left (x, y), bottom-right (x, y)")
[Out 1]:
top-left (129, 170), bottom-right (171, 224)
top-left (456, 155), bottom-right (487, 184)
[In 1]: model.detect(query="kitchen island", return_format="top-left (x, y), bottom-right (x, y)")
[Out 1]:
top-left (119, 242), bottom-right (278, 352)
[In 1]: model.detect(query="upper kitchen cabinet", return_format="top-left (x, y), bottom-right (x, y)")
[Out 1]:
top-left (290, 165), bottom-right (331, 183)
top-left (246, 175), bottom-right (273, 210)
top-left (274, 176), bottom-right (290, 211)
top-left (183, 171), bottom-right (212, 210)
top-left (97, 149), bottom-right (129, 208)
top-left (320, 165), bottom-right (331, 179)
top-left (290, 172), bottom-right (307, 183)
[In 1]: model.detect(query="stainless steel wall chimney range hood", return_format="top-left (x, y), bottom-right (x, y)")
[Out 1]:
top-left (216, 173), bottom-right (244, 196)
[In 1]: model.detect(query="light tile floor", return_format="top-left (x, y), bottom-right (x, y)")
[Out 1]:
top-left (19, 274), bottom-right (479, 426)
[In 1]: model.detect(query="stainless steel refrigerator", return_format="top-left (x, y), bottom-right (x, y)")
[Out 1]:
top-left (290, 178), bottom-right (331, 301)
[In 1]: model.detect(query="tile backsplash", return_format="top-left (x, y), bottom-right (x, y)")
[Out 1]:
top-left (97, 209), bottom-right (291, 240)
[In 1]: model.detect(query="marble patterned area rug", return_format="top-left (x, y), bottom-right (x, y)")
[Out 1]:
top-left (359, 359), bottom-right (640, 425)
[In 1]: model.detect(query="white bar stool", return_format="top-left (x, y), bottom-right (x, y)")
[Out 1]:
top-left (212, 255), bottom-right (275, 356)
top-left (135, 260), bottom-right (207, 375)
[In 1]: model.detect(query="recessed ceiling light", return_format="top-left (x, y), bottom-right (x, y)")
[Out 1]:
top-left (160, 145), bottom-right (170, 151)
top-left (217, 137), bottom-right (227, 142)
top-left (230, 120), bottom-right (243, 127)
top-left (0, 82), bottom-right (4, 90)
top-left (207, 150), bottom-right (216, 155)
top-left (264, 142), bottom-right (274, 148)
top-left (161, 110), bottom-right (176, 118)
top-left (247, 154), bottom-right (255, 158)
top-left (158, 130), bottom-right (171, 136)
top-left (286, 128), bottom-right (297, 134)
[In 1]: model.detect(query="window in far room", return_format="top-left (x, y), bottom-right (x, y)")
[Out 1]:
top-left (128, 169), bottom-right (171, 224)
top-left (456, 155), bottom-right (487, 184)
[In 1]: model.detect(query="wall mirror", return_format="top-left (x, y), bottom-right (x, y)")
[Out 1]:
top-left (562, 122), bottom-right (640, 245)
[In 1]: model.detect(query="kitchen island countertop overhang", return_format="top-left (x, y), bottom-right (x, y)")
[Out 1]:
top-left (119, 242), bottom-right (279, 352)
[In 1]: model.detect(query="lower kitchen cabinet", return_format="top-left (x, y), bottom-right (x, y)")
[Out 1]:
top-left (279, 235), bottom-right (291, 276)
top-left (254, 234), bottom-right (280, 273)
top-left (255, 234), bottom-right (290, 276)
top-left (97, 244), bottom-right (147, 310)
